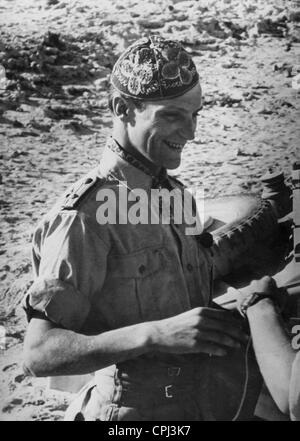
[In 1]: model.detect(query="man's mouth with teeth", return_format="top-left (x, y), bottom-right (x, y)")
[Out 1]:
top-left (164, 140), bottom-right (185, 151)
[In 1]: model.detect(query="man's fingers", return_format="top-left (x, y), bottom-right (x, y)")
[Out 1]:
top-left (198, 307), bottom-right (243, 325)
top-left (195, 312), bottom-right (247, 343)
top-left (197, 330), bottom-right (242, 350)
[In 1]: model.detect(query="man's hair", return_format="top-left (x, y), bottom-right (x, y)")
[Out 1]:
top-left (107, 83), bottom-right (145, 113)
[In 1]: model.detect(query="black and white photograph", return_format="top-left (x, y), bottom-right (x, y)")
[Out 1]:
top-left (0, 0), bottom-right (299, 423)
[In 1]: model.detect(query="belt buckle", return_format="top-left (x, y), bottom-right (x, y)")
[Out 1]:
top-left (165, 384), bottom-right (174, 398)
top-left (168, 366), bottom-right (181, 377)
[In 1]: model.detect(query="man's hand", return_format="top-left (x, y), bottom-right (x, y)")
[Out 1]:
top-left (236, 276), bottom-right (287, 316)
top-left (243, 275), bottom-right (278, 297)
top-left (150, 307), bottom-right (247, 357)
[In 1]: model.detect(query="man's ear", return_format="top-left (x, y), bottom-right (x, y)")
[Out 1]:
top-left (112, 96), bottom-right (130, 120)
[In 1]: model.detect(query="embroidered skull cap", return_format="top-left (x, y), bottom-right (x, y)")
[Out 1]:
top-left (110, 35), bottom-right (199, 101)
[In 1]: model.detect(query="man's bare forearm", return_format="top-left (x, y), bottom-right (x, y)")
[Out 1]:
top-left (23, 319), bottom-right (155, 377)
top-left (23, 306), bottom-right (246, 377)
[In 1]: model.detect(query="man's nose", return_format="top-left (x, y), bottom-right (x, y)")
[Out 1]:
top-left (180, 117), bottom-right (197, 140)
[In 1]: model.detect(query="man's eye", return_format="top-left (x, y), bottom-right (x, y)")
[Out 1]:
top-left (166, 114), bottom-right (179, 119)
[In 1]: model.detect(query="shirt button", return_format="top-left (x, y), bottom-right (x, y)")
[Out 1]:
top-left (139, 264), bottom-right (146, 274)
top-left (187, 263), bottom-right (193, 272)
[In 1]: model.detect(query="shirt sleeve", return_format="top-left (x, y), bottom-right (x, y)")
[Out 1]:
top-left (289, 351), bottom-right (300, 421)
top-left (23, 210), bottom-right (109, 332)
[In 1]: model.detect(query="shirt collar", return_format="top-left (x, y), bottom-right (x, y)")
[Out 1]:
top-left (98, 137), bottom-right (173, 191)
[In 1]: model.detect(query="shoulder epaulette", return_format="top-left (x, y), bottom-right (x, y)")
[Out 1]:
top-left (61, 174), bottom-right (106, 210)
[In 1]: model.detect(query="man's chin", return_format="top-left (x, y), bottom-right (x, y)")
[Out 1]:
top-left (164, 157), bottom-right (182, 170)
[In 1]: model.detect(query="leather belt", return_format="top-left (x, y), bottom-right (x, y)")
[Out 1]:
top-left (115, 381), bottom-right (197, 407)
top-left (113, 362), bottom-right (201, 407)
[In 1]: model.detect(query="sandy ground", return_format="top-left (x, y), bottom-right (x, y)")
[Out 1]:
top-left (0, 0), bottom-right (299, 421)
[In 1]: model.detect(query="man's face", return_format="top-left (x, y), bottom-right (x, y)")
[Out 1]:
top-left (126, 82), bottom-right (202, 170)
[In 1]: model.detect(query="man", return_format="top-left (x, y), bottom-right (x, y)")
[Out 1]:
top-left (23, 35), bottom-right (251, 421)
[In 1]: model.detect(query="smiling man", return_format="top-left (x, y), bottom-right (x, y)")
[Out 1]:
top-left (22, 36), bottom-right (249, 421)
top-left (110, 84), bottom-right (202, 171)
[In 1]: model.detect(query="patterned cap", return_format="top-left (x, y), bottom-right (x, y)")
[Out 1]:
top-left (110, 35), bottom-right (199, 101)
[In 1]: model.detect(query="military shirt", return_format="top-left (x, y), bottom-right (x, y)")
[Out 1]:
top-left (25, 138), bottom-right (212, 333)
top-left (24, 138), bottom-right (213, 420)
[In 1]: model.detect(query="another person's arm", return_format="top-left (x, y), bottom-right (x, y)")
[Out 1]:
top-left (247, 298), bottom-right (296, 415)
top-left (241, 277), bottom-right (299, 417)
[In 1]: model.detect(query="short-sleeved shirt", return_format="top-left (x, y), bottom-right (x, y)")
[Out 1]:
top-left (23, 138), bottom-right (213, 419)
top-left (25, 138), bottom-right (212, 331)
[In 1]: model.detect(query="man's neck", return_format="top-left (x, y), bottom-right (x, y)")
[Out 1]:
top-left (112, 132), bottom-right (162, 177)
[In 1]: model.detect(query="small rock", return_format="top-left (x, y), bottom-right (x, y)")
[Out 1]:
top-left (30, 61), bottom-right (39, 70)
top-left (2, 398), bottom-right (23, 412)
top-left (255, 105), bottom-right (274, 115)
top-left (286, 66), bottom-right (293, 78)
top-left (12, 120), bottom-right (24, 128)
top-left (43, 31), bottom-right (66, 51)
top-left (27, 120), bottom-right (51, 132)
top-left (221, 61), bottom-right (242, 69)
top-left (137, 19), bottom-right (165, 29)
top-left (197, 43), bottom-right (220, 52)
top-left (75, 6), bottom-right (87, 13)
top-left (2, 363), bottom-right (17, 372)
top-left (244, 92), bottom-right (259, 101)
top-left (43, 105), bottom-right (75, 120)
top-left (174, 14), bottom-right (188, 22)
top-left (53, 1), bottom-right (68, 9)
top-left (273, 63), bottom-right (294, 76)
top-left (63, 120), bottom-right (94, 135)
top-left (94, 77), bottom-right (109, 91)
top-left (100, 19), bottom-right (118, 26)
top-left (285, 41), bottom-right (292, 52)
top-left (218, 94), bottom-right (243, 107)
top-left (255, 17), bottom-right (287, 37)
top-left (63, 85), bottom-right (90, 96)
top-left (10, 150), bottom-right (29, 158)
top-left (27, 399), bottom-right (45, 406)
top-left (14, 373), bottom-right (26, 383)
top-left (16, 130), bottom-right (40, 138)
top-left (236, 149), bottom-right (261, 157)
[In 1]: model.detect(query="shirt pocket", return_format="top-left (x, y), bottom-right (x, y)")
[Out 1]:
top-left (100, 247), bottom-right (167, 328)
top-left (108, 247), bottom-right (165, 279)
